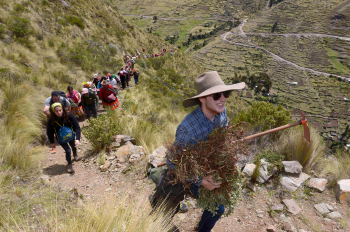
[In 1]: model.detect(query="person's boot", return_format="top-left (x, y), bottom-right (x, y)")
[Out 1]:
top-left (73, 150), bottom-right (81, 161)
top-left (67, 164), bottom-right (74, 173)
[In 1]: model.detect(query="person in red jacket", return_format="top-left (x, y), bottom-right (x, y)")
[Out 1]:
top-left (99, 80), bottom-right (119, 110)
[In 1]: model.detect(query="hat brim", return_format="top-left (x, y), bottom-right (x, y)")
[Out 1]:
top-left (182, 82), bottom-right (246, 108)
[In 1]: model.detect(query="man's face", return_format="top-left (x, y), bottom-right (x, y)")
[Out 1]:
top-left (52, 96), bottom-right (60, 102)
top-left (200, 92), bottom-right (227, 115)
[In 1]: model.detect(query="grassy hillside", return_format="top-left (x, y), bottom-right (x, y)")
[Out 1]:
top-left (0, 0), bottom-right (248, 230)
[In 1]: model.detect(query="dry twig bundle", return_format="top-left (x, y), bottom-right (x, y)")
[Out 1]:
top-left (167, 123), bottom-right (249, 215)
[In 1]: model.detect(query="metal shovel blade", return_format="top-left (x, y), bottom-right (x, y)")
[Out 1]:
top-left (299, 108), bottom-right (310, 142)
top-left (303, 123), bottom-right (310, 142)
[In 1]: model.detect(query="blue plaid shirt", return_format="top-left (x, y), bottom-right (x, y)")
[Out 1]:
top-left (167, 105), bottom-right (228, 186)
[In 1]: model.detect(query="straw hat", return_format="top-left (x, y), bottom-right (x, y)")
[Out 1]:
top-left (182, 71), bottom-right (245, 108)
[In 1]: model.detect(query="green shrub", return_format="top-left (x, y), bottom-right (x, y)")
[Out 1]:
top-left (66, 15), bottom-right (85, 29)
top-left (254, 149), bottom-right (285, 172)
top-left (8, 16), bottom-right (32, 38)
top-left (14, 4), bottom-right (28, 12)
top-left (233, 101), bottom-right (291, 136)
top-left (84, 115), bottom-right (120, 152)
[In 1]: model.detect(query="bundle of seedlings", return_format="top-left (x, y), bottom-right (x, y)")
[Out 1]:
top-left (167, 123), bottom-right (249, 215)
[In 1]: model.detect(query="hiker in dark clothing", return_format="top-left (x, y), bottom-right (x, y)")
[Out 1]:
top-left (47, 102), bottom-right (81, 173)
top-left (133, 69), bottom-right (139, 84)
top-left (81, 88), bottom-right (98, 119)
top-left (118, 67), bottom-right (127, 89)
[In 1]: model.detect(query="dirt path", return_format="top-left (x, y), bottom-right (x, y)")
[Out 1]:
top-left (220, 20), bottom-right (349, 80)
top-left (41, 87), bottom-right (151, 201)
top-left (244, 32), bottom-right (350, 42)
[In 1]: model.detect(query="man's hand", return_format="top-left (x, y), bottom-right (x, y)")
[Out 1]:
top-left (201, 175), bottom-right (221, 191)
top-left (75, 140), bottom-right (80, 147)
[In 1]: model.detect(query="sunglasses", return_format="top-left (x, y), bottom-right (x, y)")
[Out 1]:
top-left (212, 91), bottom-right (231, 101)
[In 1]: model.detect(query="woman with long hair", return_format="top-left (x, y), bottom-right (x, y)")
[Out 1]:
top-left (47, 102), bottom-right (81, 173)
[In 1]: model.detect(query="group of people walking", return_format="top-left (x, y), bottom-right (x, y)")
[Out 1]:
top-left (44, 58), bottom-right (140, 173)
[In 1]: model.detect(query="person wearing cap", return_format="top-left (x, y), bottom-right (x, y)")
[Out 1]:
top-left (46, 102), bottom-right (81, 173)
top-left (99, 80), bottom-right (119, 110)
top-left (81, 88), bottom-right (98, 119)
top-left (92, 74), bottom-right (101, 87)
top-left (151, 71), bottom-right (245, 232)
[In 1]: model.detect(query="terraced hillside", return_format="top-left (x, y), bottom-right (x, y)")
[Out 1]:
top-left (115, 0), bottom-right (267, 48)
top-left (193, 0), bottom-right (350, 143)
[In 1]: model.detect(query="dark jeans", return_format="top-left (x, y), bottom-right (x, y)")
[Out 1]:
top-left (61, 140), bottom-right (76, 164)
top-left (134, 75), bottom-right (139, 84)
top-left (190, 185), bottom-right (225, 232)
top-left (120, 76), bottom-right (126, 89)
top-left (152, 172), bottom-right (224, 232)
top-left (84, 104), bottom-right (97, 119)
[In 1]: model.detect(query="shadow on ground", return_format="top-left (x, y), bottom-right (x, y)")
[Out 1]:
top-left (42, 164), bottom-right (69, 176)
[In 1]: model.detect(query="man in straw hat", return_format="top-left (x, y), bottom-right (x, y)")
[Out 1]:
top-left (151, 71), bottom-right (245, 232)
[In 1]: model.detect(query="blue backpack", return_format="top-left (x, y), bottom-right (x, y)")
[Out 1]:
top-left (54, 122), bottom-right (75, 144)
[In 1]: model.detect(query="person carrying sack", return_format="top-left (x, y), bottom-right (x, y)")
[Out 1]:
top-left (99, 80), bottom-right (119, 110)
top-left (46, 103), bottom-right (81, 173)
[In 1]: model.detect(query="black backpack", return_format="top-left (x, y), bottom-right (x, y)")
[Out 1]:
top-left (50, 91), bottom-right (68, 107)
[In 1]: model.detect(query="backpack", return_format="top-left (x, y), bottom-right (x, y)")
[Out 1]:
top-left (54, 121), bottom-right (75, 144)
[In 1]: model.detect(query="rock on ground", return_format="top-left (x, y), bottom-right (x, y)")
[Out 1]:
top-left (336, 179), bottom-right (350, 203)
top-left (282, 199), bottom-right (302, 215)
top-left (271, 204), bottom-right (283, 212)
top-left (327, 211), bottom-right (342, 221)
top-left (242, 163), bottom-right (256, 178)
top-left (282, 161), bottom-right (303, 174)
top-left (308, 178), bottom-right (327, 192)
top-left (280, 172), bottom-right (310, 192)
top-left (266, 225), bottom-right (276, 232)
top-left (149, 146), bottom-right (167, 167)
top-left (314, 203), bottom-right (333, 215)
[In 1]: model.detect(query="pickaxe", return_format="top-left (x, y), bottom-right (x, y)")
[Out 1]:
top-left (236, 108), bottom-right (310, 143)
top-left (155, 109), bottom-right (310, 168)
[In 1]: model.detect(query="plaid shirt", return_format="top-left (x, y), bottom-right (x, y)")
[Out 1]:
top-left (167, 105), bottom-right (228, 186)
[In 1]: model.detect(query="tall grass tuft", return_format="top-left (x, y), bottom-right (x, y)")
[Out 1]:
top-left (276, 126), bottom-right (325, 170)
top-left (318, 150), bottom-right (350, 187)
top-left (0, 83), bottom-right (46, 175)
top-left (46, 193), bottom-right (173, 232)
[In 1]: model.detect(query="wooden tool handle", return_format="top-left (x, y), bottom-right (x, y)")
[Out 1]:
top-left (243, 120), bottom-right (302, 141)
